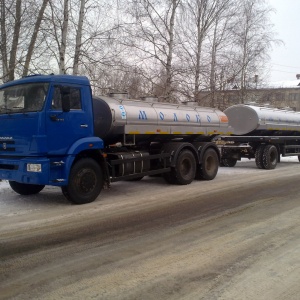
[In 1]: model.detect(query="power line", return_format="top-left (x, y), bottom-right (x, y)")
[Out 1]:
top-left (271, 63), bottom-right (300, 69)
top-left (271, 69), bottom-right (298, 74)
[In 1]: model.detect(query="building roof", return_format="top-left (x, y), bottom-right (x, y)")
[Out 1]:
top-left (263, 80), bottom-right (300, 89)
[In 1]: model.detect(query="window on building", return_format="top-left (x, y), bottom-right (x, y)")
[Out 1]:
top-left (275, 93), bottom-right (283, 101)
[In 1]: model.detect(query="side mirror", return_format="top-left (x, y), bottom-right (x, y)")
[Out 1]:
top-left (59, 86), bottom-right (71, 112)
top-left (62, 94), bottom-right (70, 112)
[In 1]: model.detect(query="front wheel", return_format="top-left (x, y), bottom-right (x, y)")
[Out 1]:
top-left (255, 145), bottom-right (264, 169)
top-left (196, 148), bottom-right (219, 180)
top-left (62, 158), bottom-right (103, 205)
top-left (262, 145), bottom-right (278, 169)
top-left (9, 181), bottom-right (45, 195)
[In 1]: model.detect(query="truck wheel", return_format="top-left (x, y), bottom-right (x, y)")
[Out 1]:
top-left (221, 158), bottom-right (237, 167)
top-left (163, 171), bottom-right (177, 184)
top-left (255, 145), bottom-right (264, 169)
top-left (9, 181), bottom-right (45, 195)
top-left (62, 158), bottom-right (103, 204)
top-left (262, 145), bottom-right (278, 170)
top-left (196, 148), bottom-right (219, 180)
top-left (173, 149), bottom-right (196, 185)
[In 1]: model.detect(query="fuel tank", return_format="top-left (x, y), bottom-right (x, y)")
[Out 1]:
top-left (224, 104), bottom-right (300, 135)
top-left (92, 96), bottom-right (230, 144)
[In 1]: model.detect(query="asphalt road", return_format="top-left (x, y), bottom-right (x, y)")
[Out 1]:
top-left (0, 158), bottom-right (299, 300)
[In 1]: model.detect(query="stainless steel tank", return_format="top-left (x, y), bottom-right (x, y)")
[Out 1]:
top-left (92, 96), bottom-right (230, 144)
top-left (224, 104), bottom-right (300, 135)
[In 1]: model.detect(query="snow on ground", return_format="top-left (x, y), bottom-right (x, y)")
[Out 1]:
top-left (0, 156), bottom-right (298, 194)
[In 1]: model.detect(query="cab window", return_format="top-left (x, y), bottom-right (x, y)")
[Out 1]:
top-left (51, 86), bottom-right (81, 110)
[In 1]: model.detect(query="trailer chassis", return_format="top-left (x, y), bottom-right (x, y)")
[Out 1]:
top-left (215, 135), bottom-right (300, 169)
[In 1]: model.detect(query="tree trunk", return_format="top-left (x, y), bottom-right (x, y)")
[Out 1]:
top-left (0, 0), bottom-right (9, 82)
top-left (8, 0), bottom-right (21, 81)
top-left (164, 0), bottom-right (180, 102)
top-left (194, 2), bottom-right (204, 103)
top-left (22, 0), bottom-right (49, 77)
top-left (59, 0), bottom-right (69, 74)
top-left (73, 0), bottom-right (85, 75)
top-left (210, 21), bottom-right (218, 107)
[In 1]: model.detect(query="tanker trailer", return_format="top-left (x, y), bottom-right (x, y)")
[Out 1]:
top-left (216, 104), bottom-right (300, 169)
top-left (90, 96), bottom-right (231, 194)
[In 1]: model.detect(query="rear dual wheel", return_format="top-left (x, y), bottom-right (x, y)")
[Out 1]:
top-left (163, 149), bottom-right (196, 185)
top-left (196, 148), bottom-right (219, 180)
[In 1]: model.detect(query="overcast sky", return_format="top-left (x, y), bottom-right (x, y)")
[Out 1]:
top-left (268, 0), bottom-right (300, 82)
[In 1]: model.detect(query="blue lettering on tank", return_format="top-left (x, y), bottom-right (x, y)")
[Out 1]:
top-left (159, 112), bottom-right (164, 120)
top-left (196, 114), bottom-right (200, 123)
top-left (186, 114), bottom-right (190, 122)
top-left (173, 113), bottom-right (178, 122)
top-left (207, 115), bottom-right (211, 122)
top-left (119, 105), bottom-right (127, 120)
top-left (139, 110), bottom-right (147, 120)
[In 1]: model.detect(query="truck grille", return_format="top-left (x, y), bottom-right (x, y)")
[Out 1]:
top-left (0, 140), bottom-right (15, 152)
top-left (0, 164), bottom-right (18, 170)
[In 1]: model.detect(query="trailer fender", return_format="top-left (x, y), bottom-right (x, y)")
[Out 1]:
top-left (161, 142), bottom-right (198, 167)
top-left (193, 142), bottom-right (220, 164)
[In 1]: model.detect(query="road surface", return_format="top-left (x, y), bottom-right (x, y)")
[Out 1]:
top-left (0, 158), bottom-right (299, 299)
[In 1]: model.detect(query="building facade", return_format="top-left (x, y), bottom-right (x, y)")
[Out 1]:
top-left (198, 80), bottom-right (300, 111)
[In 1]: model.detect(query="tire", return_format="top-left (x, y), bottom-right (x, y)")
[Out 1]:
top-left (172, 149), bottom-right (196, 185)
top-left (298, 155), bottom-right (300, 162)
top-left (221, 158), bottom-right (237, 167)
top-left (62, 158), bottom-right (103, 204)
top-left (196, 148), bottom-right (219, 180)
top-left (255, 145), bottom-right (264, 169)
top-left (9, 181), bottom-right (45, 195)
top-left (262, 145), bottom-right (278, 170)
top-left (163, 171), bottom-right (177, 184)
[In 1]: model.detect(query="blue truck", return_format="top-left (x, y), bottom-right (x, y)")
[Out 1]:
top-left (0, 74), bottom-right (229, 204)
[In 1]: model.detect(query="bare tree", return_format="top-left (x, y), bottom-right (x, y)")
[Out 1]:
top-left (0, 0), bottom-right (9, 81)
top-left (59, 0), bottom-right (69, 74)
top-left (0, 0), bottom-right (22, 82)
top-left (8, 0), bottom-right (21, 81)
top-left (124, 0), bottom-right (181, 102)
top-left (208, 2), bottom-right (237, 107)
top-left (177, 0), bottom-right (231, 103)
top-left (72, 0), bottom-right (85, 75)
top-left (0, 0), bottom-right (50, 81)
top-left (231, 0), bottom-right (276, 103)
top-left (22, 0), bottom-right (49, 77)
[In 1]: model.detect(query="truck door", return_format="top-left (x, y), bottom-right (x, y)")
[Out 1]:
top-left (46, 84), bottom-right (93, 155)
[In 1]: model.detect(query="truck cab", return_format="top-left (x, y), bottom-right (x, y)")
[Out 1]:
top-left (0, 75), bottom-right (103, 198)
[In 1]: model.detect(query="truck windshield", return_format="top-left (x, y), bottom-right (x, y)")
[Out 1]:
top-left (0, 82), bottom-right (49, 114)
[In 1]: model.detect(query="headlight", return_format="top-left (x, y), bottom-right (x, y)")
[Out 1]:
top-left (27, 163), bottom-right (42, 172)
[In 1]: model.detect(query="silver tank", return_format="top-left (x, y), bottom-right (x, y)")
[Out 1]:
top-left (92, 96), bottom-right (230, 144)
top-left (224, 104), bottom-right (300, 135)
